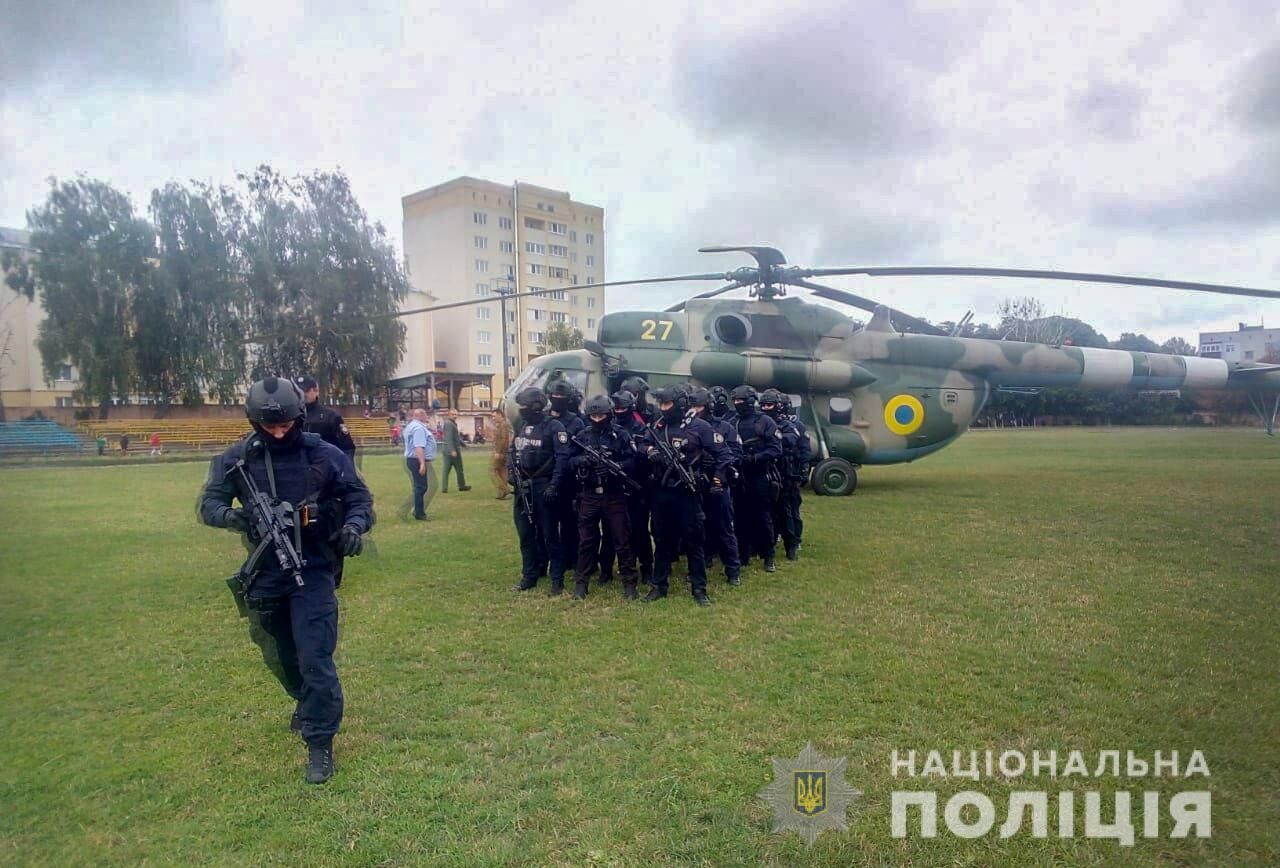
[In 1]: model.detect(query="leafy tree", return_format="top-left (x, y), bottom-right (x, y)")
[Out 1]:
top-left (21, 178), bottom-right (155, 418)
top-left (230, 167), bottom-right (407, 402)
top-left (539, 320), bottom-right (584, 354)
top-left (1160, 336), bottom-right (1196, 356)
top-left (1111, 332), bottom-right (1161, 353)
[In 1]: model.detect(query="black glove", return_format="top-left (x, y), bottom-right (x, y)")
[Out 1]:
top-left (338, 525), bottom-right (364, 557)
top-left (647, 448), bottom-right (664, 465)
top-left (543, 485), bottom-right (559, 503)
top-left (709, 477), bottom-right (724, 495)
top-left (223, 507), bottom-right (251, 533)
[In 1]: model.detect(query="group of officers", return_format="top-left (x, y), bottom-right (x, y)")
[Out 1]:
top-left (506, 377), bottom-right (811, 607)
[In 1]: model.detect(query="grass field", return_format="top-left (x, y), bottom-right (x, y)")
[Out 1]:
top-left (1, 428), bottom-right (1277, 866)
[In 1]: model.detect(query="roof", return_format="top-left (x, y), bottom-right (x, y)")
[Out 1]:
top-left (387, 371), bottom-right (495, 388)
top-left (0, 227), bottom-right (32, 250)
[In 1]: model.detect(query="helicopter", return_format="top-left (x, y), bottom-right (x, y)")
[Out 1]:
top-left (396, 245), bottom-right (1280, 496)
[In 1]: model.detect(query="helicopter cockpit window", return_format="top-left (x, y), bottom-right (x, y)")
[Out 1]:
top-left (504, 365), bottom-right (549, 401)
top-left (829, 397), bottom-right (853, 426)
top-left (545, 368), bottom-right (588, 395)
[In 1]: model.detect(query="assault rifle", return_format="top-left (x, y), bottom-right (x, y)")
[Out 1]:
top-left (224, 458), bottom-right (306, 617)
top-left (649, 428), bottom-right (699, 493)
top-left (578, 441), bottom-right (643, 492)
top-left (508, 446), bottom-right (534, 520)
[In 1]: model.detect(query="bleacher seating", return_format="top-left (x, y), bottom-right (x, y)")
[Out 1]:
top-left (0, 419), bottom-right (86, 456)
top-left (79, 416), bottom-right (401, 452)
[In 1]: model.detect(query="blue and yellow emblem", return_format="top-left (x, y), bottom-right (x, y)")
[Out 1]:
top-left (794, 771), bottom-right (826, 816)
top-left (884, 394), bottom-right (925, 436)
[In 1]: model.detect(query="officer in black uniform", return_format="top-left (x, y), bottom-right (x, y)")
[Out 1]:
top-left (638, 386), bottom-right (729, 606)
top-left (761, 389), bottom-right (802, 562)
top-left (690, 387), bottom-right (743, 585)
top-left (620, 375), bottom-right (656, 425)
top-left (294, 375), bottom-right (357, 460)
top-left (570, 394), bottom-right (641, 600)
top-left (547, 381), bottom-right (584, 591)
top-left (730, 384), bottom-right (782, 572)
top-left (708, 385), bottom-right (733, 422)
top-left (779, 394), bottom-right (811, 559)
top-left (198, 377), bottom-right (372, 784)
top-left (602, 388), bottom-right (653, 585)
top-left (509, 387), bottom-right (571, 595)
top-left (294, 375), bottom-right (359, 588)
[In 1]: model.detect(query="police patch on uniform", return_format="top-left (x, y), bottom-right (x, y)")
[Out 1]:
top-left (557, 431), bottom-right (568, 444)
top-left (340, 424), bottom-right (349, 434)
top-left (713, 432), bottom-right (724, 443)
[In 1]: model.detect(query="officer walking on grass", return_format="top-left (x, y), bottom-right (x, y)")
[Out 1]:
top-left (198, 376), bottom-right (372, 784)
top-left (440, 408), bottom-right (471, 493)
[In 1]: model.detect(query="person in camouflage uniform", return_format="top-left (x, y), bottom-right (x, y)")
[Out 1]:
top-left (490, 409), bottom-right (513, 499)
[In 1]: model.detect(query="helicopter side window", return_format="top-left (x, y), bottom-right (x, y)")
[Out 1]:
top-left (504, 365), bottom-right (549, 400)
top-left (787, 394), bottom-right (803, 407)
top-left (829, 397), bottom-right (853, 426)
top-left (545, 368), bottom-right (589, 395)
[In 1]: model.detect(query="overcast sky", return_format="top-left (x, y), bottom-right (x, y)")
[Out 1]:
top-left (3, 0), bottom-right (1279, 342)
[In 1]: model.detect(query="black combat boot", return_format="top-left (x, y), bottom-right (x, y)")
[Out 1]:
top-left (785, 544), bottom-right (799, 561)
top-left (306, 744), bottom-right (334, 784)
top-left (640, 564), bottom-right (653, 585)
top-left (571, 579), bottom-right (588, 600)
top-left (549, 578), bottom-right (565, 597)
top-left (290, 704), bottom-right (302, 733)
top-left (597, 567), bottom-right (613, 585)
top-left (692, 589), bottom-right (711, 607)
top-left (726, 570), bottom-right (741, 586)
top-left (764, 556), bottom-right (777, 572)
top-left (642, 586), bottom-right (667, 602)
top-left (622, 579), bottom-right (639, 600)
top-left (513, 577), bottom-right (538, 591)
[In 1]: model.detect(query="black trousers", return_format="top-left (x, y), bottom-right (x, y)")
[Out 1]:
top-left (405, 458), bottom-right (432, 518)
top-left (555, 488), bottom-right (579, 578)
top-left (651, 487), bottom-right (706, 594)
top-left (515, 479), bottom-right (565, 582)
top-left (774, 482), bottom-right (803, 546)
top-left (733, 471), bottom-right (776, 561)
top-left (246, 567), bottom-right (342, 747)
top-left (575, 490), bottom-right (638, 582)
top-left (703, 487), bottom-right (741, 577)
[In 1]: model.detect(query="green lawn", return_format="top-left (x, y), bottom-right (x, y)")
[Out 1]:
top-left (1, 428), bottom-right (1277, 866)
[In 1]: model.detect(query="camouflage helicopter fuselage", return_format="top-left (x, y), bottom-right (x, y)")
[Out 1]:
top-left (504, 295), bottom-right (1280, 469)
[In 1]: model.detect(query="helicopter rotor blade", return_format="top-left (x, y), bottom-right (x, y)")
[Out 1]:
top-left (790, 278), bottom-right (950, 336)
top-left (665, 281), bottom-right (749, 312)
top-left (801, 266), bottom-right (1280, 301)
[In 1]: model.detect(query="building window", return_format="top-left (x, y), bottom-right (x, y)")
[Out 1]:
top-left (503, 264), bottom-right (515, 278)
top-left (499, 240), bottom-right (514, 253)
top-left (524, 217), bottom-right (545, 231)
top-left (549, 266), bottom-right (568, 280)
top-left (498, 216), bottom-right (513, 230)
top-left (528, 263), bottom-right (546, 275)
top-left (529, 285), bottom-right (546, 296)
top-left (586, 254), bottom-right (595, 266)
top-left (571, 274), bottom-right (579, 285)
top-left (475, 259), bottom-right (489, 273)
top-left (550, 311), bottom-right (566, 323)
top-left (508, 332), bottom-right (517, 345)
top-left (549, 221), bottom-right (566, 235)
top-left (57, 364), bottom-right (72, 380)
top-left (545, 289), bottom-right (567, 301)
top-left (477, 330), bottom-right (491, 344)
top-left (571, 295), bottom-right (579, 306)
top-left (549, 244), bottom-right (568, 257)
top-left (475, 282), bottom-right (491, 297)
top-left (569, 230), bottom-right (577, 242)
top-left (569, 252), bottom-right (577, 263)
top-left (508, 355), bottom-right (519, 369)
top-left (529, 331), bottom-right (545, 344)
top-left (55, 396), bottom-right (74, 408)
top-left (572, 316), bottom-right (580, 327)
top-left (475, 235), bottom-right (488, 249)
top-left (528, 309), bottom-right (545, 321)
top-left (1245, 350), bottom-right (1254, 360)
top-left (587, 296), bottom-right (596, 309)
top-left (587, 318), bottom-right (596, 329)
top-left (477, 307), bottom-right (492, 320)
top-left (586, 275), bottom-right (594, 285)
top-left (478, 353), bottom-right (493, 367)
top-left (525, 241), bottom-right (546, 255)
top-left (506, 310), bottom-right (516, 323)
top-left (586, 233), bottom-right (595, 245)
top-left (474, 211), bottom-right (487, 225)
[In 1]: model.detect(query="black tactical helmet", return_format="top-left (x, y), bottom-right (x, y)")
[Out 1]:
top-left (584, 394), bottom-right (613, 417)
top-left (730, 384), bottom-right (758, 405)
top-left (689, 386), bottom-right (712, 407)
top-left (760, 388), bottom-right (784, 406)
top-left (709, 385), bottom-right (730, 410)
top-left (611, 389), bottom-right (636, 411)
top-left (515, 387), bottom-right (548, 412)
top-left (778, 394), bottom-right (794, 414)
top-left (620, 375), bottom-right (649, 396)
top-left (652, 385), bottom-right (688, 412)
top-left (246, 376), bottom-right (306, 426)
top-left (548, 380), bottom-right (574, 409)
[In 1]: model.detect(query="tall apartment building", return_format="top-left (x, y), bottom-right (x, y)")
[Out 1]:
top-left (401, 177), bottom-right (605, 404)
top-left (0, 227), bottom-right (78, 415)
top-left (1198, 323), bottom-right (1280, 364)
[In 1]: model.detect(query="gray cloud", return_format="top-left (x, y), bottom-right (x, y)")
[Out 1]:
top-left (1230, 41), bottom-right (1280, 130)
top-left (672, 1), bottom-right (982, 155)
top-left (1071, 79), bottom-right (1144, 140)
top-left (1091, 142), bottom-right (1280, 229)
top-left (0, 0), bottom-right (233, 96)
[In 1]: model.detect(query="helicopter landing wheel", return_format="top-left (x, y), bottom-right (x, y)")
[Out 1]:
top-left (811, 458), bottom-right (858, 496)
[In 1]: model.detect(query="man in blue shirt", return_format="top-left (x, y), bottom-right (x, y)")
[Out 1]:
top-left (402, 408), bottom-right (437, 520)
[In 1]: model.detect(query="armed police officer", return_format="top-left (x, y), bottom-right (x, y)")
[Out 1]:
top-left (547, 381), bottom-right (584, 592)
top-left (730, 385), bottom-right (782, 572)
top-left (199, 377), bottom-right (372, 784)
top-left (639, 385), bottom-right (729, 606)
top-left (778, 394), bottom-right (810, 559)
top-left (294, 375), bottom-right (357, 460)
top-left (597, 388), bottom-right (653, 586)
top-left (690, 387), bottom-right (743, 585)
top-left (569, 394), bottom-right (641, 600)
top-left (619, 375), bottom-right (656, 425)
top-left (509, 387), bottom-right (572, 595)
top-left (761, 390), bottom-right (803, 561)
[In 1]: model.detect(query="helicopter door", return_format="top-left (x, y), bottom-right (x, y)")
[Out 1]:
top-left (789, 393), bottom-right (828, 460)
